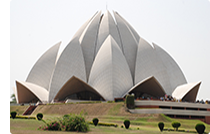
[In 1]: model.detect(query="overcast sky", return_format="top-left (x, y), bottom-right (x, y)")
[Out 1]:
top-left (10, 0), bottom-right (210, 100)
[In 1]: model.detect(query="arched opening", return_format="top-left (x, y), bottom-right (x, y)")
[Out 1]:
top-left (16, 81), bottom-right (40, 103)
top-left (123, 76), bottom-right (166, 99)
top-left (65, 91), bottom-right (103, 101)
top-left (54, 76), bottom-right (105, 102)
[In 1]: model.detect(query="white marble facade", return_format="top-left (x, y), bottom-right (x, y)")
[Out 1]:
top-left (15, 10), bottom-right (200, 103)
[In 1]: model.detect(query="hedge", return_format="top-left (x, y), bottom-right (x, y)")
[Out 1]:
top-left (10, 115), bottom-right (36, 119)
top-left (89, 121), bottom-right (118, 127)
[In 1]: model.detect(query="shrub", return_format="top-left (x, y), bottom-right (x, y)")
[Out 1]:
top-left (37, 113), bottom-right (43, 120)
top-left (121, 125), bottom-right (124, 128)
top-left (39, 121), bottom-right (61, 131)
top-left (38, 113), bottom-right (89, 132)
top-left (137, 127), bottom-right (139, 130)
top-left (124, 120), bottom-right (130, 129)
top-left (63, 114), bottom-right (70, 119)
top-left (107, 101), bottom-right (115, 103)
top-left (125, 94), bottom-right (135, 109)
top-left (158, 122), bottom-right (164, 132)
top-left (92, 118), bottom-right (99, 126)
top-left (11, 111), bottom-right (17, 119)
top-left (195, 123), bottom-right (206, 134)
top-left (172, 121), bottom-right (181, 131)
top-left (60, 113), bottom-right (89, 132)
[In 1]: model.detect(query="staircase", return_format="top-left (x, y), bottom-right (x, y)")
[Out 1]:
top-left (23, 106), bottom-right (37, 115)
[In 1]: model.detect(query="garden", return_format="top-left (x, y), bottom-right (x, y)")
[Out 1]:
top-left (11, 107), bottom-right (210, 134)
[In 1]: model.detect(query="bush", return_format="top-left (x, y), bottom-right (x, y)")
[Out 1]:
top-left (11, 111), bottom-right (17, 119)
top-left (38, 113), bottom-right (89, 132)
top-left (195, 123), bottom-right (206, 134)
top-left (172, 121), bottom-right (181, 131)
top-left (121, 125), bottom-right (124, 128)
top-left (125, 94), bottom-right (135, 109)
top-left (60, 113), bottom-right (89, 132)
top-left (37, 113), bottom-right (43, 120)
top-left (158, 122), bottom-right (164, 132)
top-left (92, 118), bottom-right (99, 126)
top-left (38, 121), bottom-right (61, 131)
top-left (124, 120), bottom-right (130, 129)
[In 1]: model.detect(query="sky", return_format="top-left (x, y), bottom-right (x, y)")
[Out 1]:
top-left (10, 0), bottom-right (210, 101)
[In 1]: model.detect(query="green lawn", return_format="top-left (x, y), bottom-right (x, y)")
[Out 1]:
top-left (10, 103), bottom-right (210, 133)
top-left (9, 119), bottom-right (187, 134)
top-left (10, 116), bottom-right (210, 134)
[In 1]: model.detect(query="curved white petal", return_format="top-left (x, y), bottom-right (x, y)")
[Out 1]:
top-left (96, 11), bottom-right (122, 55)
top-left (113, 11), bottom-right (138, 79)
top-left (89, 35), bottom-right (133, 100)
top-left (12, 87), bottom-right (19, 103)
top-left (16, 80), bottom-right (49, 103)
top-left (135, 38), bottom-right (171, 94)
top-left (72, 11), bottom-right (99, 39)
top-left (26, 42), bottom-right (61, 90)
top-left (114, 11), bottom-right (140, 43)
top-left (79, 11), bottom-right (102, 80)
top-left (153, 43), bottom-right (187, 94)
top-left (172, 82), bottom-right (201, 102)
top-left (49, 37), bottom-right (86, 102)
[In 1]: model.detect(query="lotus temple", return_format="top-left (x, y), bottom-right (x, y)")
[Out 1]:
top-left (14, 10), bottom-right (201, 104)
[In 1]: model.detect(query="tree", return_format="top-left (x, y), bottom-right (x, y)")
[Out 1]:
top-left (10, 94), bottom-right (17, 103)
top-left (125, 94), bottom-right (135, 109)
top-left (172, 122), bottom-right (181, 131)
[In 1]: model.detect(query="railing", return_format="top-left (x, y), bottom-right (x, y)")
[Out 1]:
top-left (23, 106), bottom-right (37, 115)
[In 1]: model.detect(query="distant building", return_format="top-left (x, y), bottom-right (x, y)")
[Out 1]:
top-left (14, 10), bottom-right (201, 103)
top-left (132, 100), bottom-right (210, 124)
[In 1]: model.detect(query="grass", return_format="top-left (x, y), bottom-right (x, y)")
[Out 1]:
top-left (11, 119), bottom-right (200, 134)
top-left (10, 114), bottom-right (210, 134)
top-left (10, 105), bottom-right (28, 115)
top-left (10, 103), bottom-right (210, 133)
